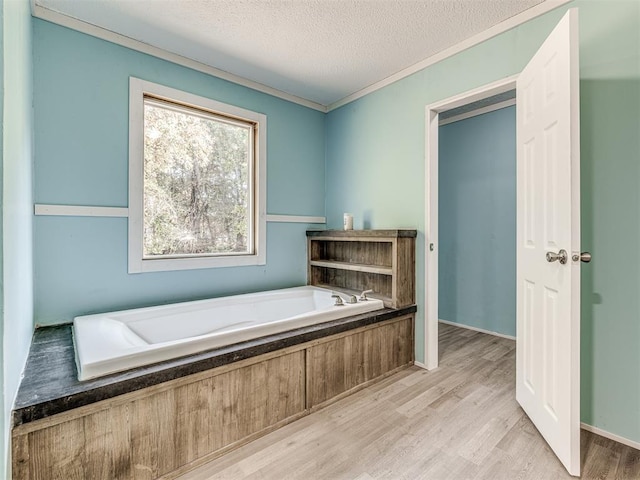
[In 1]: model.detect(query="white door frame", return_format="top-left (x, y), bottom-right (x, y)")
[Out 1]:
top-left (424, 74), bottom-right (518, 370)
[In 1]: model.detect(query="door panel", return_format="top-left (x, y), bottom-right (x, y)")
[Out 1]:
top-left (516, 8), bottom-right (580, 477)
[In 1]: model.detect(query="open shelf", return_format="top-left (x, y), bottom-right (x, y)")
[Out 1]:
top-left (307, 230), bottom-right (416, 309)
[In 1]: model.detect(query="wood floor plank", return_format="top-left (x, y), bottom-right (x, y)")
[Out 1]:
top-left (177, 323), bottom-right (640, 480)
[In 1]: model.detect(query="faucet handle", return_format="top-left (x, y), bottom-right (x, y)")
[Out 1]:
top-left (331, 293), bottom-right (345, 306)
top-left (359, 289), bottom-right (373, 301)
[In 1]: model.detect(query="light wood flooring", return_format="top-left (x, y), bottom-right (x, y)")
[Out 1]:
top-left (177, 323), bottom-right (640, 479)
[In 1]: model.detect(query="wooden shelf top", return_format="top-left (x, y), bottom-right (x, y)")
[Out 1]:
top-left (306, 229), bottom-right (417, 238)
top-left (310, 260), bottom-right (392, 275)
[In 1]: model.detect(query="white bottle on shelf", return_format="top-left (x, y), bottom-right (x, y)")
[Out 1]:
top-left (343, 213), bottom-right (353, 230)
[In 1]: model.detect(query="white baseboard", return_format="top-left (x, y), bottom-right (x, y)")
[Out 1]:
top-left (438, 319), bottom-right (516, 341)
top-left (422, 327), bottom-right (639, 451)
top-left (581, 423), bottom-right (640, 451)
top-left (413, 360), bottom-right (428, 370)
top-left (432, 321), bottom-right (639, 451)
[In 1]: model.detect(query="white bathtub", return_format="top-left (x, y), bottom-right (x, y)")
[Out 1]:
top-left (73, 286), bottom-right (384, 381)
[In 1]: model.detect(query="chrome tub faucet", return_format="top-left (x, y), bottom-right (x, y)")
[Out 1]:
top-left (331, 293), bottom-right (345, 306)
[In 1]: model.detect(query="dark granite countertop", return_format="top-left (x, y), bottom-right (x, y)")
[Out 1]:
top-left (13, 305), bottom-right (416, 427)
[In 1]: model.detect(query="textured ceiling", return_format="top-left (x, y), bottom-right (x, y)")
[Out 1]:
top-left (35, 0), bottom-right (546, 106)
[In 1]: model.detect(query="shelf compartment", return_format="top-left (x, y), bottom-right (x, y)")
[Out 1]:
top-left (310, 240), bottom-right (393, 269)
top-left (311, 267), bottom-right (393, 303)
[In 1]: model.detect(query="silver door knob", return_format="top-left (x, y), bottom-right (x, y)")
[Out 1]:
top-left (572, 251), bottom-right (592, 263)
top-left (546, 249), bottom-right (568, 264)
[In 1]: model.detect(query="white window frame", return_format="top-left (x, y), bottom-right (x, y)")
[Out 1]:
top-left (128, 77), bottom-right (267, 273)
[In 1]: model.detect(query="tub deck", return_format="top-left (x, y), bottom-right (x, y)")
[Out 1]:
top-left (13, 305), bottom-right (416, 427)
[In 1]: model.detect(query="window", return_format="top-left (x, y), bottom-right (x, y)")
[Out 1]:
top-left (128, 78), bottom-right (266, 273)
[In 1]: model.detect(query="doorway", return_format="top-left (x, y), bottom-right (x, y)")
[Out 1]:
top-left (437, 93), bottom-right (517, 347)
top-left (424, 76), bottom-right (518, 370)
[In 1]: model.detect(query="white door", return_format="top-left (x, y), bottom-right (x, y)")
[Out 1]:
top-left (516, 9), bottom-right (581, 476)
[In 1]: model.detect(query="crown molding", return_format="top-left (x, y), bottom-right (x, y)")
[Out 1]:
top-left (327, 0), bottom-right (572, 112)
top-left (31, 4), bottom-right (328, 113)
top-left (32, 0), bottom-right (572, 114)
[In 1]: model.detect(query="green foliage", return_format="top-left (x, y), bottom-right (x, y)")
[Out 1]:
top-left (143, 102), bottom-right (250, 257)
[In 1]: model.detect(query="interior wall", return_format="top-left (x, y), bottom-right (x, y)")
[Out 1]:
top-left (438, 106), bottom-right (516, 337)
top-left (325, 0), bottom-right (640, 444)
top-left (32, 19), bottom-right (326, 325)
top-left (2, 0), bottom-right (35, 475)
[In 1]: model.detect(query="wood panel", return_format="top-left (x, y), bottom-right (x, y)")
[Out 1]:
top-left (395, 236), bottom-right (416, 307)
top-left (306, 316), bottom-right (414, 408)
top-left (28, 418), bottom-right (85, 479)
top-left (11, 433), bottom-right (29, 480)
top-left (83, 404), bottom-right (131, 479)
top-left (13, 351), bottom-right (305, 480)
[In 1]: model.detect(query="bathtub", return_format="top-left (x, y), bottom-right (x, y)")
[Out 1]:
top-left (73, 286), bottom-right (384, 381)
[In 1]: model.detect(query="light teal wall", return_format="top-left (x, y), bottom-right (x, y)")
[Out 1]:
top-left (326, 1), bottom-right (640, 444)
top-left (2, 0), bottom-right (34, 476)
top-left (32, 19), bottom-right (326, 324)
top-left (438, 106), bottom-right (516, 337)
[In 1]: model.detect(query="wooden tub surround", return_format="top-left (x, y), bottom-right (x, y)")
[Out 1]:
top-left (12, 308), bottom-right (415, 479)
top-left (14, 228), bottom-right (417, 479)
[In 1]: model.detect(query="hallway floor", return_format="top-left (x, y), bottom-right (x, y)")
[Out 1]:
top-left (178, 323), bottom-right (640, 479)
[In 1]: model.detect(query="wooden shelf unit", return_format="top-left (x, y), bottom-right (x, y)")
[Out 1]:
top-left (307, 229), bottom-right (416, 308)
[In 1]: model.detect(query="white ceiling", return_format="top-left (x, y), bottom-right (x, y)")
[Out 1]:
top-left (35, 0), bottom-right (547, 107)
